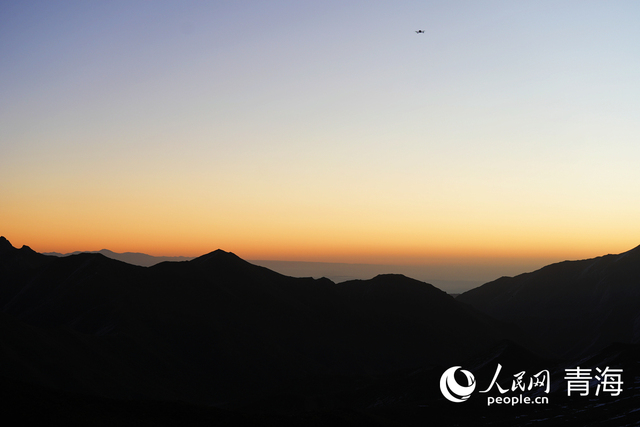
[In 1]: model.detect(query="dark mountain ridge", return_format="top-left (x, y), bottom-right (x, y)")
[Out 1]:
top-left (0, 237), bottom-right (515, 407)
top-left (43, 247), bottom-right (194, 267)
top-left (3, 237), bottom-right (640, 424)
top-left (457, 244), bottom-right (640, 358)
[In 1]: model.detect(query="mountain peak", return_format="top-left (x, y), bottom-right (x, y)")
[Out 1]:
top-left (190, 249), bottom-right (244, 264)
top-left (0, 236), bottom-right (16, 254)
top-left (0, 237), bottom-right (38, 255)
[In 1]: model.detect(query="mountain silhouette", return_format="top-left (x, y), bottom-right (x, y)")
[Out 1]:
top-left (44, 248), bottom-right (194, 267)
top-left (457, 245), bottom-right (640, 358)
top-left (0, 237), bottom-right (515, 407)
top-left (3, 237), bottom-right (640, 425)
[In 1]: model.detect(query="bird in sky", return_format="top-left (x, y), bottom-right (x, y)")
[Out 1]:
top-left (415, 30), bottom-right (424, 34)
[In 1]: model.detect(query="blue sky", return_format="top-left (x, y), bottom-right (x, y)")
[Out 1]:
top-left (2, 1), bottom-right (639, 285)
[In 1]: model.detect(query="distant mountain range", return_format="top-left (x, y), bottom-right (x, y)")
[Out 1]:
top-left (43, 249), bottom-right (194, 267)
top-left (2, 236), bottom-right (640, 425)
top-left (45, 250), bottom-right (485, 292)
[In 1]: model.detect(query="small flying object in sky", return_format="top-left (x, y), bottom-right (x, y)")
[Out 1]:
top-left (415, 30), bottom-right (424, 34)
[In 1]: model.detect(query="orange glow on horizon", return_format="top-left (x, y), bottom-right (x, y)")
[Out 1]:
top-left (4, 224), bottom-right (636, 268)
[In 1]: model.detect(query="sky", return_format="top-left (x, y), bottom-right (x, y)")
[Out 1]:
top-left (1, 1), bottom-right (639, 286)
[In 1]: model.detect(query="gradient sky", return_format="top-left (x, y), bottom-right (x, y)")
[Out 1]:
top-left (2, 1), bottom-right (639, 278)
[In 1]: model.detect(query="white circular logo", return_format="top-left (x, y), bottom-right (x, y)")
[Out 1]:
top-left (440, 366), bottom-right (476, 403)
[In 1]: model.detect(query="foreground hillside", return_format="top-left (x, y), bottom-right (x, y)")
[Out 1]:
top-left (0, 236), bottom-right (512, 406)
top-left (458, 245), bottom-right (640, 358)
top-left (3, 237), bottom-right (640, 425)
